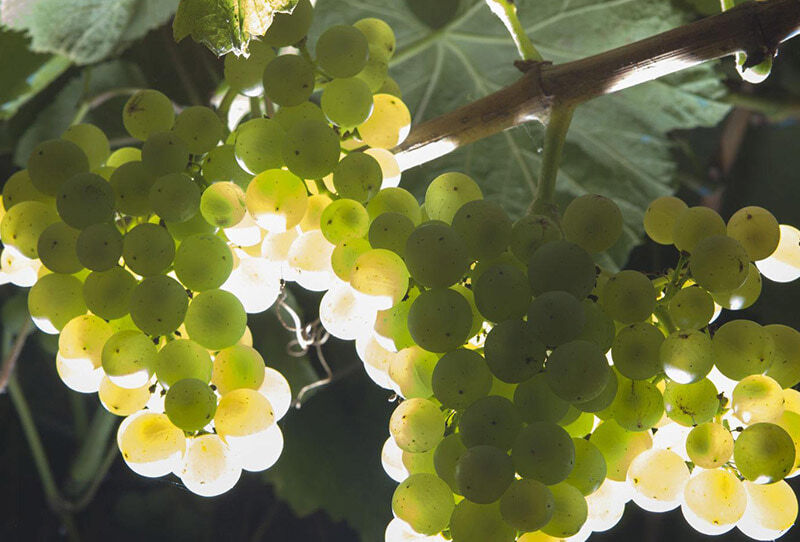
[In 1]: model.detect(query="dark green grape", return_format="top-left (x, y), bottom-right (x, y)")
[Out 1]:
top-left (282, 120), bottom-right (340, 180)
top-left (527, 291), bottom-right (586, 347)
top-left (669, 285), bottom-right (715, 329)
top-left (101, 329), bottom-right (157, 388)
top-left (184, 289), bottom-right (247, 350)
top-left (331, 238), bottom-right (371, 281)
top-left (223, 40), bottom-right (274, 96)
top-left (76, 223), bottom-right (123, 272)
top-left (574, 367), bottom-right (618, 413)
top-left (28, 273), bottom-right (86, 332)
top-left (37, 221), bottom-right (82, 273)
top-left (377, 76), bottom-right (402, 97)
top-left (62, 123), bottom-right (110, 170)
top-left (141, 131), bottom-right (189, 177)
top-left (541, 482), bottom-right (588, 538)
top-left (392, 473), bottom-right (455, 535)
top-left (27, 139), bottom-right (90, 197)
top-left (122, 223), bottom-right (175, 277)
top-left (712, 319), bottom-right (775, 380)
top-left (459, 395), bottom-right (521, 450)
top-left (764, 324), bottom-right (800, 388)
top-left (315, 25), bottom-right (369, 78)
top-left (174, 233), bottom-right (233, 291)
top-left (510, 214), bottom-right (561, 262)
top-left (109, 161), bottom-right (157, 216)
top-left (262, 0), bottom-right (313, 46)
top-left (149, 173), bottom-right (200, 223)
top-left (672, 205), bottom-right (726, 253)
top-left (610, 376), bottom-right (664, 432)
top-left (734, 423), bottom-right (795, 484)
top-left (513, 373), bottom-right (570, 423)
top-left (546, 340), bottom-right (610, 403)
top-left (712, 262), bottom-right (762, 310)
top-left (660, 329), bottom-right (714, 384)
top-left (600, 270), bottom-right (656, 323)
top-left (434, 433), bottom-right (467, 493)
top-left (2, 170), bottom-right (51, 209)
top-left (500, 478), bottom-right (554, 532)
top-left (565, 438), bottom-right (607, 496)
top-left (512, 422), bottom-right (575, 485)
top-left (662, 378), bottom-right (719, 427)
top-left (455, 445), bottom-right (514, 504)
top-left (404, 222), bottom-right (469, 288)
top-left (431, 348), bottom-right (492, 410)
top-left (321, 77), bottom-right (373, 128)
top-left (83, 267), bottom-right (137, 320)
top-left (689, 235), bottom-right (750, 293)
top-left (319, 198), bottom-right (369, 245)
top-left (368, 211), bottom-right (414, 257)
top-left (201, 145), bottom-right (252, 189)
top-left (122, 89), bottom-right (174, 140)
top-left (262, 54), bottom-right (315, 106)
top-left (173, 106), bottom-right (224, 154)
top-left (56, 172), bottom-right (114, 229)
top-left (449, 500), bottom-right (515, 542)
top-left (473, 264), bottom-right (531, 322)
top-left (484, 319), bottom-right (545, 383)
top-left (611, 322), bottom-right (664, 380)
top-left (273, 102), bottom-right (327, 131)
top-left (451, 200), bottom-right (512, 261)
top-left (129, 275), bottom-right (189, 337)
top-left (527, 240), bottom-right (596, 299)
top-left (424, 172), bottom-right (482, 224)
top-left (562, 194), bottom-right (623, 253)
top-left (233, 118), bottom-right (286, 175)
top-left (578, 298), bottom-right (616, 352)
top-left (164, 378), bottom-right (218, 432)
top-left (165, 211), bottom-right (215, 242)
top-left (367, 187), bottom-right (421, 224)
top-left (155, 338), bottom-right (212, 386)
top-left (407, 288), bottom-right (472, 353)
top-left (333, 152), bottom-right (382, 203)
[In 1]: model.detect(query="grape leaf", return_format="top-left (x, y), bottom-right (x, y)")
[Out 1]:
top-left (0, 0), bottom-right (178, 64)
top-left (313, 0), bottom-right (731, 269)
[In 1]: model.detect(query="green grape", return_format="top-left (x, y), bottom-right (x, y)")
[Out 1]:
top-left (273, 103), bottom-right (326, 132)
top-left (27, 139), bottom-right (89, 195)
top-left (558, 405), bottom-right (582, 427)
top-left (660, 329), bottom-right (714, 383)
top-left (282, 120), bottom-right (340, 180)
top-left (245, 169), bottom-right (308, 232)
top-left (56, 172), bottom-right (114, 229)
top-left (775, 411), bottom-right (800, 474)
top-left (201, 145), bottom-right (252, 189)
top-left (764, 324), bottom-right (800, 388)
top-left (1, 200), bottom-right (59, 258)
top-left (434, 433), bottom-right (467, 493)
top-left (431, 348), bottom-right (492, 409)
top-left (129, 275), bottom-right (189, 337)
top-left (106, 147), bottom-right (141, 168)
top-left (668, 285), bottom-right (715, 329)
top-left (368, 212), bottom-right (414, 256)
top-left (75, 223), bottom-right (123, 272)
top-left (578, 298), bottom-right (616, 352)
top-left (589, 419), bottom-right (652, 481)
top-left (353, 18), bottom-right (395, 61)
top-left (262, 0), bottom-right (313, 46)
top-left (141, 131), bottom-right (189, 177)
top-left (407, 288), bottom-right (472, 353)
top-left (473, 264), bottom-right (531, 323)
top-left (319, 198), bottom-right (369, 245)
top-left (58, 313), bottom-right (112, 363)
top-left (367, 187), bottom-right (421, 224)
top-left (321, 77), bottom-right (373, 128)
top-left (735, 423), bottom-right (796, 484)
top-left (527, 291), bottom-right (586, 347)
top-left (451, 200), bottom-right (512, 260)
top-left (514, 373), bottom-right (570, 423)
top-left (672, 205), bottom-right (726, 253)
top-left (643, 195), bottom-right (688, 245)
top-left (383, 288), bottom-right (418, 350)
top-left (83, 267), bottom-right (137, 320)
top-left (391, 473), bottom-right (454, 535)
top-left (565, 438), bottom-right (606, 496)
top-left (610, 376), bottom-right (664, 431)
top-left (234, 117), bottom-right (286, 176)
top-left (173, 233), bottom-right (233, 292)
top-left (510, 214), bottom-right (561, 262)
top-left (164, 378), bottom-right (218, 432)
top-left (455, 445), bottom-right (514, 504)
top-left (685, 422), bottom-right (734, 469)
top-left (378, 76), bottom-right (402, 97)
top-left (404, 222), bottom-right (469, 288)
top-left (355, 48), bottom-right (389, 92)
top-left (331, 238), bottom-right (371, 281)
top-left (540, 482), bottom-right (588, 538)
top-left (561, 411), bottom-right (595, 438)
top-left (333, 152), bottom-right (382, 203)
top-left (223, 40), bottom-right (275, 96)
top-left (156, 338), bottom-right (212, 386)
top-left (562, 194), bottom-right (623, 253)
top-left (402, 448), bottom-right (436, 475)
top-left (712, 261), bottom-right (762, 310)
top-left (37, 221), bottom-right (81, 273)
top-left (424, 172), bottom-right (482, 224)
top-left (122, 89), bottom-right (174, 140)
top-left (199, 181), bottom-right (246, 228)
top-left (316, 25), bottom-right (369, 78)
top-left (611, 322), bottom-right (664, 380)
top-left (101, 329), bottom-right (157, 388)
top-left (28, 273), bottom-right (86, 333)
top-left (546, 340), bottom-right (610, 403)
top-left (527, 240), bottom-right (596, 299)
top-left (211, 344), bottom-right (265, 395)
top-left (2, 170), bottom-right (51, 209)
top-left (574, 367), bottom-right (618, 413)
top-left (713, 319), bottom-right (775, 380)
top-left (109, 161), bottom-right (157, 216)
top-left (389, 397), bottom-right (445, 453)
top-left (388, 346), bottom-right (437, 399)
top-left (261, 54), bottom-right (315, 107)
top-left (459, 395), bottom-right (521, 450)
top-left (484, 320), bottom-right (545, 383)
top-left (600, 270), bottom-right (656, 324)
top-left (350, 248), bottom-right (410, 307)
top-left (122, 224), bottom-right (175, 276)
top-left (689, 234), bottom-right (750, 293)
top-left (662, 378), bottom-right (719, 426)
top-left (500, 478), bottom-right (554, 532)
top-left (450, 500), bottom-right (514, 542)
top-left (512, 421), bottom-right (575, 484)
top-left (732, 374), bottom-right (784, 425)
top-left (184, 289), bottom-right (246, 350)
top-left (172, 106), bottom-right (224, 155)
top-left (165, 211), bottom-right (215, 243)
top-left (149, 173), bottom-right (200, 223)
top-left (62, 123), bottom-right (110, 170)
top-left (727, 205), bottom-right (780, 261)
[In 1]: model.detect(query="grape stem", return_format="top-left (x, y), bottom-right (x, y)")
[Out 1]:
top-left (392, 0), bottom-right (800, 171)
top-left (530, 104), bottom-right (574, 215)
top-left (484, 0), bottom-right (543, 62)
top-left (0, 318), bottom-right (32, 394)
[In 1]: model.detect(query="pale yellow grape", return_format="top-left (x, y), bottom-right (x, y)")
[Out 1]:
top-left (245, 169), bottom-right (307, 232)
top-left (59, 314), bottom-right (113, 368)
top-left (215, 388), bottom-right (275, 439)
top-left (389, 398), bottom-right (445, 453)
top-left (200, 181), bottom-right (246, 228)
top-left (56, 352), bottom-right (104, 393)
top-left (643, 195), bottom-right (688, 245)
top-left (235, 423), bottom-right (284, 473)
top-left (364, 148), bottom-right (401, 189)
top-left (261, 228), bottom-right (299, 263)
top-left (391, 346), bottom-right (439, 400)
top-left (738, 480), bottom-right (798, 540)
top-left (220, 256), bottom-right (281, 313)
top-left (300, 193), bottom-right (332, 232)
top-left (319, 282), bottom-right (377, 341)
top-left (257, 366), bottom-right (292, 421)
top-left (98, 376), bottom-right (151, 416)
top-left (287, 229), bottom-right (335, 291)
top-left (682, 469), bottom-right (747, 535)
top-left (224, 214), bottom-right (263, 247)
top-left (672, 206), bottom-right (726, 253)
top-left (773, 411), bottom-right (800, 474)
top-left (358, 94), bottom-right (411, 149)
top-left (732, 374), bottom-right (784, 424)
top-left (785, 389), bottom-right (800, 415)
top-left (585, 480), bottom-right (627, 532)
top-left (349, 248), bottom-right (410, 310)
top-left (424, 172), bottom-right (482, 224)
top-left (1, 245), bottom-right (41, 287)
top-left (727, 206), bottom-right (780, 261)
top-left (756, 224), bottom-right (800, 283)
top-left (1, 200), bottom-right (59, 259)
top-left (118, 411), bottom-right (185, 478)
top-left (627, 448), bottom-right (689, 512)
top-left (211, 344), bottom-right (266, 395)
top-left (685, 422), bottom-right (734, 469)
top-left (179, 434), bottom-right (242, 497)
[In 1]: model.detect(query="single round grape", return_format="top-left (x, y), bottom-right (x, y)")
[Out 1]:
top-left (528, 291), bottom-right (586, 347)
top-left (404, 222), bottom-right (469, 288)
top-left (574, 365), bottom-right (618, 413)
top-left (27, 273), bottom-right (85, 333)
top-left (686, 422), bottom-right (734, 469)
top-left (392, 473), bottom-right (455, 535)
top-left (245, 168), bottom-right (307, 232)
top-left (27, 139), bottom-right (89, 195)
top-left (354, 18), bottom-right (395, 61)
top-left (172, 105), bottom-right (224, 154)
top-left (610, 377), bottom-right (664, 432)
top-left (98, 376), bottom-right (151, 416)
top-left (434, 433), bottom-right (466, 493)
top-left (473, 264), bottom-right (531, 323)
top-left (56, 172), bottom-right (114, 229)
top-left (672, 205), bottom-right (726, 253)
top-left (451, 199), bottom-right (512, 260)
top-left (713, 261), bottom-right (762, 310)
top-left (566, 438), bottom-right (607, 496)
top-left (689, 234), bottom-right (750, 293)
top-left (514, 373), bottom-right (570, 423)
top-left (141, 131), bottom-right (189, 177)
top-left (669, 285), bottom-right (714, 329)
top-left (764, 324), bottom-right (800, 388)
top-left (349, 248), bottom-right (410, 307)
top-left (662, 378), bottom-right (719, 427)
top-left (562, 194), bottom-right (623, 253)
top-left (682, 468), bottom-right (746, 534)
top-left (213, 388), bottom-right (274, 439)
top-left (733, 374), bottom-right (784, 425)
top-left (109, 161), bottom-right (156, 216)
top-left (643, 195), bottom-right (688, 245)
top-left (455, 445), bottom-right (514, 504)
top-left (319, 198), bottom-right (369, 245)
top-left (423, 172), bottom-right (482, 224)
top-left (321, 77), bottom-right (373, 128)
top-left (450, 500), bottom-right (515, 542)
top-left (200, 181), bottom-right (246, 228)
top-left (368, 211), bottom-right (414, 256)
top-left (122, 89), bottom-right (174, 140)
top-left (389, 346), bottom-right (437, 399)
top-left (527, 240), bottom-right (596, 299)
top-left (174, 233), bottom-right (233, 292)
top-left (273, 102), bottom-right (326, 132)
top-left (510, 214), bottom-right (561, 262)
top-left (367, 187), bottom-right (421, 224)
top-left (163, 378), bottom-right (217, 432)
top-left (233, 117), bottom-right (286, 175)
top-left (101, 329), bottom-right (157, 388)
top-left (282, 120), bottom-right (340, 180)
top-left (122, 223), bottom-right (175, 276)
top-left (165, 211), bottom-right (215, 243)
top-left (184, 289), bottom-right (247, 350)
top-left (407, 288), bottom-right (472, 353)
top-left (358, 93), bottom-right (411, 149)
top-left (377, 75), bottom-right (401, 97)
top-left (331, 238), bottom-right (371, 281)
top-left (2, 170), bottom-right (51, 210)
top-left (37, 221), bottom-right (81, 273)
top-left (58, 314), bottom-right (113, 366)
top-left (727, 206), bottom-right (780, 261)
top-left (600, 270), bottom-right (655, 324)
top-left (739, 480), bottom-right (799, 540)
top-left (500, 478), bottom-right (554, 532)
top-left (75, 222), bottom-right (123, 272)
top-left (431, 348), bottom-right (492, 410)
top-left (106, 147), bottom-right (141, 168)
top-left (459, 395), bottom-right (521, 450)
top-left (178, 433), bottom-right (241, 497)
top-left (611, 323), bottom-right (664, 380)
top-left (484, 319), bottom-right (545, 383)
top-left (83, 267), bottom-right (137, 320)
top-left (627, 448), bottom-right (689, 512)
top-left (540, 482), bottom-right (588, 538)
top-left (660, 329), bottom-right (714, 383)
top-left (316, 25), bottom-right (369, 78)
top-left (546, 340), bottom-right (610, 403)
top-left (156, 338), bottom-right (213, 387)
top-left (149, 173), bottom-right (200, 223)
top-left (333, 152), bottom-right (382, 203)
top-left (262, 0), bottom-right (313, 46)
top-left (389, 398), bottom-right (445, 453)
top-left (201, 145), bottom-right (252, 189)
top-left (129, 275), bottom-right (189, 337)
top-left (62, 123), bottom-right (109, 170)
top-left (712, 319), bottom-right (775, 380)
top-left (591, 423), bottom-right (653, 487)
top-left (512, 421), bottom-right (574, 484)
top-left (735, 422), bottom-right (795, 484)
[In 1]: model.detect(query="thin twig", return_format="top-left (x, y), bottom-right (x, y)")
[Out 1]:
top-left (531, 104), bottom-right (574, 215)
top-left (0, 318), bottom-right (32, 394)
top-left (485, 0), bottom-right (543, 61)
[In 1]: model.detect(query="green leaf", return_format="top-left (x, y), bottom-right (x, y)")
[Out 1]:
top-left (313, 0), bottom-right (731, 268)
top-left (0, 0), bottom-right (178, 65)
top-left (173, 0), bottom-right (297, 56)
